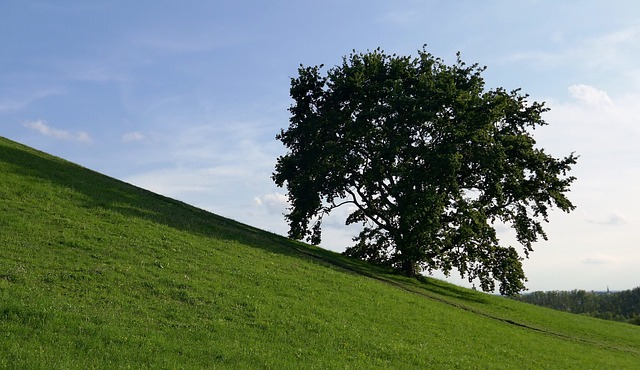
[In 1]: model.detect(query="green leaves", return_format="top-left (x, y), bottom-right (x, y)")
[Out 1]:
top-left (273, 47), bottom-right (577, 295)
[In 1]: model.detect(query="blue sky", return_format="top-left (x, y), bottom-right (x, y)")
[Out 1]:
top-left (3, 0), bottom-right (640, 292)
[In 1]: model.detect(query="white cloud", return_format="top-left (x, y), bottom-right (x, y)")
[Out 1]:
top-left (541, 85), bottom-right (639, 159)
top-left (122, 131), bottom-right (145, 143)
top-left (254, 192), bottom-right (289, 215)
top-left (23, 120), bottom-right (92, 143)
top-left (568, 84), bottom-right (613, 107)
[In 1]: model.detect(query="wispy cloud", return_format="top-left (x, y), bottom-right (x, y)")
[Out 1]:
top-left (0, 88), bottom-right (62, 113)
top-left (588, 213), bottom-right (627, 226)
top-left (23, 120), bottom-right (92, 143)
top-left (501, 25), bottom-right (640, 72)
top-left (582, 254), bottom-right (618, 265)
top-left (0, 99), bottom-right (27, 113)
top-left (122, 131), bottom-right (145, 143)
top-left (123, 119), bottom-right (283, 219)
top-left (54, 55), bottom-right (132, 83)
top-left (379, 10), bottom-right (421, 26)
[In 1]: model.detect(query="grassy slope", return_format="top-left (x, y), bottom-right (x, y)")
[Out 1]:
top-left (1, 136), bottom-right (639, 369)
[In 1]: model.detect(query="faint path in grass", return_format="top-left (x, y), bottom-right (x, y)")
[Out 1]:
top-left (286, 243), bottom-right (640, 356)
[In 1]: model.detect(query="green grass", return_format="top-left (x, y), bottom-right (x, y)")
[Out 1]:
top-left (1, 136), bottom-right (639, 369)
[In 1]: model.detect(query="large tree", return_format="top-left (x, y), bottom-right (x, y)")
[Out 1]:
top-left (273, 47), bottom-right (577, 295)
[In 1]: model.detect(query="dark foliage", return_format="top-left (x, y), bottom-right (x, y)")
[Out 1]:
top-left (273, 47), bottom-right (577, 295)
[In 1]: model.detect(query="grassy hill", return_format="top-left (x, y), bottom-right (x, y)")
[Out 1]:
top-left (1, 136), bottom-right (639, 369)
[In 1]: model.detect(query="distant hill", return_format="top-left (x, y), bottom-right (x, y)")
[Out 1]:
top-left (1, 136), bottom-right (639, 368)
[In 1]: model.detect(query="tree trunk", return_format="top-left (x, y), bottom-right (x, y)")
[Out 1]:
top-left (400, 259), bottom-right (417, 277)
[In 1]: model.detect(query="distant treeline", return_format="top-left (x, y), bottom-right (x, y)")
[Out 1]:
top-left (514, 287), bottom-right (640, 325)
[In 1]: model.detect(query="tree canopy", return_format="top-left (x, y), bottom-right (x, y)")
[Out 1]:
top-left (273, 47), bottom-right (577, 295)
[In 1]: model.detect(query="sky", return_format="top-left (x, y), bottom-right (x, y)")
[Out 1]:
top-left (2, 0), bottom-right (639, 292)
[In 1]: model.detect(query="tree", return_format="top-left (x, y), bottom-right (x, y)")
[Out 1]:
top-left (272, 47), bottom-right (577, 295)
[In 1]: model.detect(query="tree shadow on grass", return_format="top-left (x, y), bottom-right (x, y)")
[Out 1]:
top-left (0, 137), bottom-right (488, 305)
top-left (0, 138), bottom-right (293, 254)
top-left (414, 276), bottom-right (492, 304)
